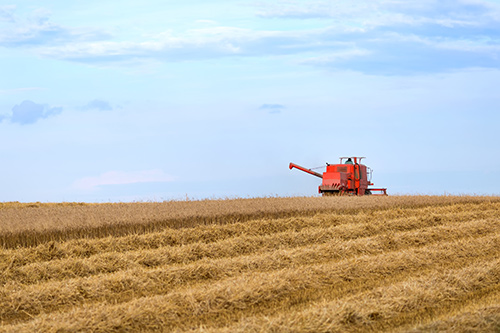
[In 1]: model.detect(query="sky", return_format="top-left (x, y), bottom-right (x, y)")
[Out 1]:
top-left (1, 0), bottom-right (499, 202)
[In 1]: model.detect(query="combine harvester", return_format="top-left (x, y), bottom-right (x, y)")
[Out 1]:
top-left (290, 156), bottom-right (387, 196)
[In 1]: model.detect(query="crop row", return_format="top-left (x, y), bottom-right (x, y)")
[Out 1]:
top-left (1, 201), bottom-right (497, 270)
top-left (1, 216), bottom-right (497, 323)
top-left (209, 259), bottom-right (500, 333)
top-left (1, 196), bottom-right (498, 248)
top-left (2, 203), bottom-right (497, 285)
top-left (0, 198), bottom-right (498, 332)
top-left (2, 234), bottom-right (498, 331)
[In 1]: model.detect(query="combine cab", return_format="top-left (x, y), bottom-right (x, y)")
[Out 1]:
top-left (289, 157), bottom-right (387, 196)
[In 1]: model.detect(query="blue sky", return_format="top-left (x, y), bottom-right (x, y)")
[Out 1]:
top-left (1, 0), bottom-right (499, 202)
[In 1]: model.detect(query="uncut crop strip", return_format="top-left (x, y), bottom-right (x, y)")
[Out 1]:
top-left (2, 201), bottom-right (497, 271)
top-left (1, 233), bottom-right (499, 332)
top-left (1, 196), bottom-right (498, 248)
top-left (2, 203), bottom-right (498, 285)
top-left (1, 215), bottom-right (498, 324)
top-left (2, 213), bottom-right (498, 287)
top-left (0, 196), bottom-right (404, 247)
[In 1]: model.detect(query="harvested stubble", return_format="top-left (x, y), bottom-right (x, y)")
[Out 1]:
top-left (1, 216), bottom-right (497, 323)
top-left (208, 258), bottom-right (500, 333)
top-left (0, 195), bottom-right (499, 332)
top-left (410, 305), bottom-right (500, 332)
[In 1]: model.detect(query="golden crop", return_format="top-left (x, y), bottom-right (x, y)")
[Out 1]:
top-left (0, 195), bottom-right (499, 332)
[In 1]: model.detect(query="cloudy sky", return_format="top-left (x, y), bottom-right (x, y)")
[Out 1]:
top-left (1, 0), bottom-right (499, 202)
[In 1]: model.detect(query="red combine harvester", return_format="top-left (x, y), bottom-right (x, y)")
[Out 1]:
top-left (289, 157), bottom-right (387, 196)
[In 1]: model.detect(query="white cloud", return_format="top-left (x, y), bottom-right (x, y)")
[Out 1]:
top-left (0, 5), bottom-right (16, 22)
top-left (259, 104), bottom-right (285, 114)
top-left (0, 7), bottom-right (111, 47)
top-left (30, 19), bottom-right (500, 75)
top-left (73, 169), bottom-right (175, 190)
top-left (6, 100), bottom-right (62, 125)
top-left (81, 99), bottom-right (113, 111)
top-left (34, 26), bottom-right (303, 62)
top-left (255, 1), bottom-right (375, 20)
top-left (3, 2), bottom-right (500, 75)
top-left (253, 0), bottom-right (500, 45)
top-left (195, 19), bottom-right (218, 25)
top-left (302, 48), bottom-right (371, 63)
top-left (254, 0), bottom-right (500, 25)
top-left (40, 27), bottom-right (280, 60)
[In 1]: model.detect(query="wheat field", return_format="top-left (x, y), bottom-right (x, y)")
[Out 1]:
top-left (0, 195), bottom-right (499, 332)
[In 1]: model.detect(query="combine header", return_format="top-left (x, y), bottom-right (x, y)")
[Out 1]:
top-left (289, 157), bottom-right (387, 196)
